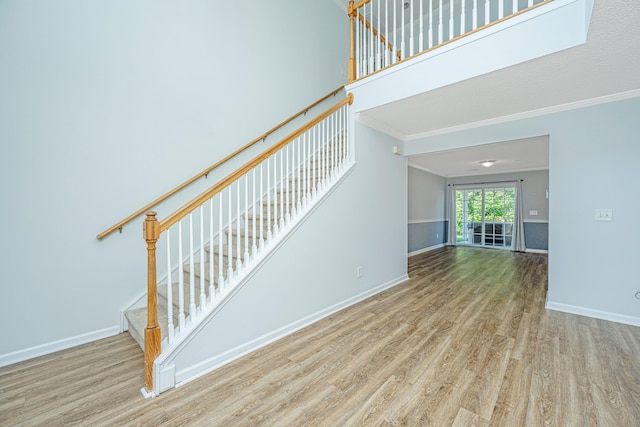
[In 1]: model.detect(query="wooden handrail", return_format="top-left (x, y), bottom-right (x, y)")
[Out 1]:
top-left (348, 0), bottom-right (400, 82)
top-left (96, 85), bottom-right (345, 240)
top-left (159, 93), bottom-right (354, 233)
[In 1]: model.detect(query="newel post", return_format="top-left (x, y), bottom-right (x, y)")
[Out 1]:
top-left (348, 0), bottom-right (356, 83)
top-left (143, 211), bottom-right (161, 393)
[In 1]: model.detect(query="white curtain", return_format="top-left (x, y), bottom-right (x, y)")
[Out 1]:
top-left (511, 180), bottom-right (526, 252)
top-left (447, 185), bottom-right (457, 246)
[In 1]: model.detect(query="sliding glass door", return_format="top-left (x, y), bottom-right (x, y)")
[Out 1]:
top-left (455, 186), bottom-right (516, 248)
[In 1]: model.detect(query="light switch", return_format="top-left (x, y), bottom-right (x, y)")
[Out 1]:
top-left (529, 210), bottom-right (538, 216)
top-left (595, 209), bottom-right (613, 221)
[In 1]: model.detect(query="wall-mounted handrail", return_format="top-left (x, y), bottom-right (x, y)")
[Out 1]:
top-left (159, 93), bottom-right (354, 232)
top-left (96, 85), bottom-right (345, 240)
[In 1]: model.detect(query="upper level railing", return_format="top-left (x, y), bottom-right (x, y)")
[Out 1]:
top-left (348, 0), bottom-right (552, 82)
top-left (142, 94), bottom-right (354, 394)
top-left (97, 86), bottom-right (345, 240)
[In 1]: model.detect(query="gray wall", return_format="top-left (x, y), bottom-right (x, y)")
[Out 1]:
top-left (406, 96), bottom-right (640, 325)
top-left (0, 1), bottom-right (348, 359)
top-left (447, 169), bottom-right (549, 251)
top-left (408, 166), bottom-right (447, 253)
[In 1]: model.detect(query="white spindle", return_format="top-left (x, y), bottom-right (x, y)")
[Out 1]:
top-left (438, 0), bottom-right (443, 44)
top-left (259, 163), bottom-right (264, 250)
top-left (227, 187), bottom-right (233, 280)
top-left (513, 0), bottom-right (518, 14)
top-left (461, 0), bottom-right (466, 35)
top-left (385, 0), bottom-right (389, 66)
top-left (449, 0), bottom-right (454, 40)
top-left (189, 214), bottom-right (196, 316)
top-left (528, 0), bottom-right (533, 7)
top-left (178, 222), bottom-right (185, 329)
top-left (499, 0), bottom-right (504, 19)
top-left (419, 0), bottom-right (424, 52)
top-left (401, 0), bottom-right (405, 59)
top-left (369, 2), bottom-right (374, 73)
top-left (267, 157), bottom-right (273, 240)
top-left (472, 0), bottom-right (478, 30)
top-left (485, 0), bottom-right (490, 26)
top-left (298, 135), bottom-right (303, 210)
top-left (410, 0), bottom-right (414, 56)
top-left (236, 180), bottom-right (241, 272)
top-left (429, 0), bottom-right (433, 48)
top-left (208, 198), bottom-right (214, 298)
top-left (393, 0), bottom-right (397, 63)
top-left (272, 154), bottom-right (278, 236)
top-left (376, 0), bottom-right (381, 69)
top-left (252, 169), bottom-right (257, 258)
top-left (311, 125), bottom-right (317, 197)
top-left (199, 206), bottom-right (205, 311)
top-left (355, 14), bottom-right (361, 78)
top-left (244, 175), bottom-right (249, 264)
top-left (279, 150), bottom-right (285, 229)
top-left (166, 231), bottom-right (174, 342)
top-left (218, 194), bottom-right (224, 288)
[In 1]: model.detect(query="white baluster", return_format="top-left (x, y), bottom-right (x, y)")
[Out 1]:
top-left (218, 194), bottom-right (224, 289)
top-left (177, 222), bottom-right (185, 329)
top-left (166, 230), bottom-right (174, 342)
top-left (279, 150), bottom-right (285, 229)
top-left (199, 206), bottom-right (206, 311)
top-left (189, 214), bottom-right (196, 317)
top-left (499, 0), bottom-right (504, 19)
top-left (461, 0), bottom-right (466, 35)
top-left (438, 0), bottom-right (443, 44)
top-left (428, 0), bottom-right (433, 48)
top-left (311, 125), bottom-right (317, 197)
top-left (513, 0), bottom-right (517, 14)
top-left (385, 0), bottom-right (389, 66)
top-left (419, 0), bottom-right (424, 52)
top-left (393, 0), bottom-right (397, 63)
top-left (266, 158), bottom-right (272, 241)
top-left (236, 180), bottom-right (242, 272)
top-left (259, 163), bottom-right (264, 250)
top-left (401, 0), bottom-right (405, 59)
top-left (485, 0), bottom-right (490, 26)
top-left (369, 2), bottom-right (374, 73)
top-left (227, 186), bottom-right (233, 280)
top-left (272, 154), bottom-right (278, 236)
top-left (298, 135), bottom-right (303, 210)
top-left (355, 13), bottom-right (360, 79)
top-left (472, 0), bottom-right (478, 30)
top-left (528, 0), bottom-right (533, 7)
top-left (410, 0), bottom-right (414, 56)
top-left (209, 198), bottom-right (214, 299)
top-left (449, 0), bottom-right (454, 40)
top-left (252, 169), bottom-right (257, 258)
top-left (244, 175), bottom-right (250, 264)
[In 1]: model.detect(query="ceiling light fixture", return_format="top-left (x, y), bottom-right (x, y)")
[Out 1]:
top-left (480, 160), bottom-right (496, 168)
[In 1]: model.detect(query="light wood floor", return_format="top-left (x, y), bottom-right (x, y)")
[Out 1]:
top-left (2, 247), bottom-right (639, 426)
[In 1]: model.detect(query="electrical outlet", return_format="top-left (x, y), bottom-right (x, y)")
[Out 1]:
top-left (356, 266), bottom-right (363, 278)
top-left (436, 233), bottom-right (439, 239)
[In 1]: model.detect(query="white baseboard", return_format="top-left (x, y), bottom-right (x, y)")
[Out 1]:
top-left (173, 274), bottom-right (410, 388)
top-left (0, 325), bottom-right (120, 368)
top-left (525, 248), bottom-right (548, 254)
top-left (545, 300), bottom-right (640, 327)
top-left (409, 243), bottom-right (445, 257)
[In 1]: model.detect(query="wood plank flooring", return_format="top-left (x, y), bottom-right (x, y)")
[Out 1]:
top-left (2, 247), bottom-right (639, 426)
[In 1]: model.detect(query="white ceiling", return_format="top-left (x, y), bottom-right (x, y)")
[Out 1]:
top-left (409, 136), bottom-right (549, 177)
top-left (335, 0), bottom-right (640, 177)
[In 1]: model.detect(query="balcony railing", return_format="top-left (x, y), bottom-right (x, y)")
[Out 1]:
top-left (348, 0), bottom-right (551, 82)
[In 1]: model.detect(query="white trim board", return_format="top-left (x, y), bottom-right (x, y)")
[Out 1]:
top-left (0, 326), bottom-right (120, 368)
top-left (525, 248), bottom-right (548, 254)
top-left (546, 300), bottom-right (640, 327)
top-left (409, 243), bottom-right (446, 257)
top-left (524, 219), bottom-right (549, 224)
top-left (173, 274), bottom-right (410, 388)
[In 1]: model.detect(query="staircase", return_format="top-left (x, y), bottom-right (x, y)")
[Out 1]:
top-left (121, 99), bottom-right (355, 395)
